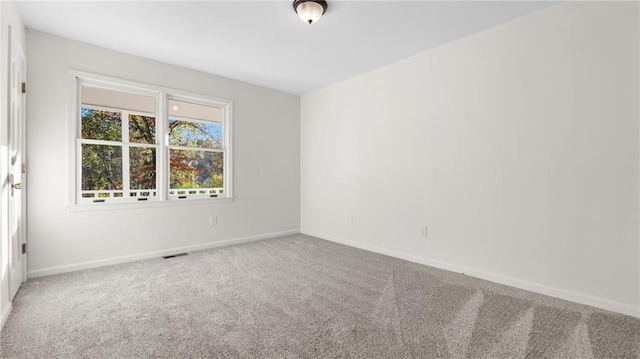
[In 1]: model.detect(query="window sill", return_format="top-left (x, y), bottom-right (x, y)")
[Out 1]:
top-left (67, 196), bottom-right (234, 212)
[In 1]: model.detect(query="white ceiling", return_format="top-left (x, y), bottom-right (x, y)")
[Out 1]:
top-left (17, 1), bottom-right (556, 95)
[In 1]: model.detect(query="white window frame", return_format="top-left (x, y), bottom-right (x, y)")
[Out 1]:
top-left (68, 71), bottom-right (233, 209)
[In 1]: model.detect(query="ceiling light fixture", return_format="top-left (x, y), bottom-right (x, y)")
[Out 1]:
top-left (293, 0), bottom-right (328, 25)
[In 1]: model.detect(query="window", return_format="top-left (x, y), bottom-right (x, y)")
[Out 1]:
top-left (168, 98), bottom-right (225, 199)
top-left (72, 74), bottom-right (232, 206)
top-left (79, 85), bottom-right (158, 202)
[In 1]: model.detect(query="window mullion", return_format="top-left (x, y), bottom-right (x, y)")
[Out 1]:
top-left (76, 139), bottom-right (83, 203)
top-left (167, 145), bottom-right (225, 153)
top-left (122, 110), bottom-right (131, 197)
top-left (79, 138), bottom-right (126, 147)
top-left (158, 91), bottom-right (167, 201)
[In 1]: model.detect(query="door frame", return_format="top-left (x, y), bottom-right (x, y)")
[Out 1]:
top-left (7, 26), bottom-right (27, 299)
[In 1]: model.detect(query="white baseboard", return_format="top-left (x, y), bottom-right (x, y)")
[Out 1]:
top-left (28, 229), bottom-right (300, 278)
top-left (1, 302), bottom-right (12, 331)
top-left (301, 229), bottom-right (640, 318)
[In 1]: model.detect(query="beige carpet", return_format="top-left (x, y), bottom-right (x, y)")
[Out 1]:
top-left (1, 234), bottom-right (639, 358)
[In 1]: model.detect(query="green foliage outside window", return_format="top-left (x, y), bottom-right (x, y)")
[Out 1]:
top-left (82, 143), bottom-right (122, 191)
top-left (81, 109), bottom-right (123, 191)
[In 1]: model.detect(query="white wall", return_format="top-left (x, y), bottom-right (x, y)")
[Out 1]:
top-left (0, 1), bottom-right (25, 328)
top-left (301, 2), bottom-right (639, 316)
top-left (26, 31), bottom-right (300, 276)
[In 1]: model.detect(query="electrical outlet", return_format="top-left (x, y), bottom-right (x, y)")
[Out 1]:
top-left (420, 225), bottom-right (428, 237)
top-left (209, 215), bottom-right (218, 227)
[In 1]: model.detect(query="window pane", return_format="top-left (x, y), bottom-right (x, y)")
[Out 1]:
top-left (81, 108), bottom-right (122, 141)
top-left (169, 119), bottom-right (223, 149)
top-left (82, 144), bottom-right (122, 190)
top-left (169, 149), bottom-right (223, 190)
top-left (129, 114), bottom-right (156, 144)
top-left (130, 147), bottom-right (156, 190)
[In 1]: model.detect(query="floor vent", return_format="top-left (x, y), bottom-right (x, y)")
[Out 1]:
top-left (163, 253), bottom-right (189, 259)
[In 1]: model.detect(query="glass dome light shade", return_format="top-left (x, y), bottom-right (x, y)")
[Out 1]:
top-left (294, 0), bottom-right (327, 24)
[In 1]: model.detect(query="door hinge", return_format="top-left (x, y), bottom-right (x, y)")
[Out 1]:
top-left (21, 243), bottom-right (26, 254)
top-left (21, 163), bottom-right (26, 174)
top-left (21, 82), bottom-right (26, 94)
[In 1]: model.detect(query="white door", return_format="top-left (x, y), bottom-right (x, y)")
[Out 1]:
top-left (8, 29), bottom-right (26, 300)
